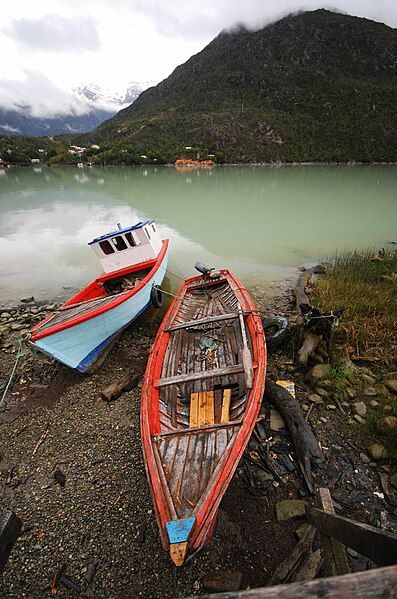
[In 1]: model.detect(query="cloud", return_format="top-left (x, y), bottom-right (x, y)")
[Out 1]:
top-left (0, 124), bottom-right (21, 133)
top-left (0, 71), bottom-right (92, 118)
top-left (5, 13), bottom-right (100, 53)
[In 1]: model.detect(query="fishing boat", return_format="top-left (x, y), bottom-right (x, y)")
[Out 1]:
top-left (30, 221), bottom-right (169, 372)
top-left (141, 263), bottom-right (266, 565)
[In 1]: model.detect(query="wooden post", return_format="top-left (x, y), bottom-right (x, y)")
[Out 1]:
top-left (306, 507), bottom-right (397, 567)
top-left (315, 488), bottom-right (349, 576)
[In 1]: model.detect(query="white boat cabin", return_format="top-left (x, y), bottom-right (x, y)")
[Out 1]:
top-left (89, 220), bottom-right (162, 274)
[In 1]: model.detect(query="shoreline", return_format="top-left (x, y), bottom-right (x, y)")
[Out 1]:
top-left (1, 277), bottom-right (396, 597)
top-left (2, 161), bottom-right (397, 169)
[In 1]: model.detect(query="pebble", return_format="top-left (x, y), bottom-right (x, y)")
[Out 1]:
top-left (364, 387), bottom-right (378, 397)
top-left (320, 417), bottom-right (328, 423)
top-left (326, 404), bottom-right (337, 410)
top-left (354, 414), bottom-right (365, 423)
top-left (352, 402), bottom-right (367, 417)
top-left (360, 452), bottom-right (371, 464)
top-left (369, 400), bottom-right (379, 408)
top-left (308, 393), bottom-right (324, 404)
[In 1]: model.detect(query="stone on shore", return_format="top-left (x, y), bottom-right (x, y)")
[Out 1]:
top-left (21, 296), bottom-right (35, 303)
top-left (368, 443), bottom-right (387, 461)
top-left (378, 416), bottom-right (397, 431)
top-left (276, 500), bottom-right (307, 522)
top-left (204, 570), bottom-right (242, 593)
top-left (384, 380), bottom-right (397, 395)
top-left (352, 402), bottom-right (367, 417)
top-left (309, 364), bottom-right (328, 382)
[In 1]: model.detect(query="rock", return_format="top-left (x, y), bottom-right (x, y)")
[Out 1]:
top-left (378, 416), bottom-right (397, 431)
top-left (276, 499), bottom-right (307, 522)
top-left (11, 323), bottom-right (24, 331)
top-left (270, 409), bottom-right (285, 431)
top-left (326, 404), bottom-right (336, 410)
top-left (316, 388), bottom-right (328, 397)
top-left (45, 304), bottom-right (57, 311)
top-left (368, 443), bottom-right (387, 461)
top-left (20, 296), bottom-right (34, 303)
top-left (1, 312), bottom-right (11, 319)
top-left (308, 393), bottom-right (324, 405)
top-left (370, 400), bottom-right (380, 408)
top-left (255, 469), bottom-right (274, 483)
top-left (384, 380), bottom-right (397, 395)
top-left (360, 452), bottom-right (371, 464)
top-left (309, 364), bottom-right (328, 383)
top-left (319, 379), bottom-right (333, 388)
top-left (320, 417), bottom-right (328, 423)
top-left (204, 570), bottom-right (242, 593)
top-left (354, 414), bottom-right (365, 423)
top-left (346, 388), bottom-right (356, 398)
top-left (364, 387), bottom-right (378, 397)
top-left (384, 405), bottom-right (392, 412)
top-left (352, 402), bottom-right (367, 417)
top-left (301, 404), bottom-right (309, 411)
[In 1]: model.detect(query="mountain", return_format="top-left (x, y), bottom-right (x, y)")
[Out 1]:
top-left (0, 82), bottom-right (151, 137)
top-left (83, 9), bottom-right (397, 163)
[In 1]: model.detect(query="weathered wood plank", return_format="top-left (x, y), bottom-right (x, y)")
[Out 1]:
top-left (0, 509), bottom-right (22, 573)
top-left (306, 506), bottom-right (397, 567)
top-left (221, 389), bottom-right (232, 423)
top-left (166, 312), bottom-right (238, 332)
top-left (205, 391), bottom-right (215, 425)
top-left (190, 393), bottom-right (199, 428)
top-left (316, 488), bottom-right (349, 576)
top-left (155, 365), bottom-right (245, 388)
top-left (198, 565), bottom-right (397, 598)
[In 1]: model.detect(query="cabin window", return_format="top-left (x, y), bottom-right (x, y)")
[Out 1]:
top-left (112, 235), bottom-right (127, 251)
top-left (125, 232), bottom-right (136, 247)
top-left (151, 224), bottom-right (156, 233)
top-left (99, 240), bottom-right (115, 255)
top-left (145, 227), bottom-right (151, 240)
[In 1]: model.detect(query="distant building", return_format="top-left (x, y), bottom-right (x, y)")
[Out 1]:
top-left (91, 144), bottom-right (100, 150)
top-left (68, 145), bottom-right (86, 155)
top-left (38, 148), bottom-right (46, 154)
top-left (31, 158), bottom-right (40, 163)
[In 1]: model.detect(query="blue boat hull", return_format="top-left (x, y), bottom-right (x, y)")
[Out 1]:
top-left (34, 251), bottom-right (168, 372)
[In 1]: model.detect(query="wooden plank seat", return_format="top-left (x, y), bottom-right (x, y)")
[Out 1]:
top-left (166, 312), bottom-right (238, 332)
top-left (154, 364), bottom-right (244, 388)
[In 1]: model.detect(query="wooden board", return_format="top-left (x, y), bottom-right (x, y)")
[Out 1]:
top-left (221, 389), bottom-right (232, 423)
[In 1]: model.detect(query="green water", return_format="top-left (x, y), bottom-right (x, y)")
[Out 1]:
top-left (0, 164), bottom-right (396, 303)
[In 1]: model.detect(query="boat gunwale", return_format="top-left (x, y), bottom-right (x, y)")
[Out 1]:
top-left (140, 269), bottom-right (267, 554)
top-left (30, 239), bottom-right (169, 341)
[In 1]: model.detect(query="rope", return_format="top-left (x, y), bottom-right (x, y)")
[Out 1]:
top-left (0, 339), bottom-right (25, 408)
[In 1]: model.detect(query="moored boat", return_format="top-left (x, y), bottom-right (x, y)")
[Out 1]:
top-left (30, 221), bottom-right (169, 372)
top-left (141, 264), bottom-right (266, 565)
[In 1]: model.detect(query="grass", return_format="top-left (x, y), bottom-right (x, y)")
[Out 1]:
top-left (314, 249), bottom-right (397, 364)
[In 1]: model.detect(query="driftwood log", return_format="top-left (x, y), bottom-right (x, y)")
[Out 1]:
top-left (294, 266), bottom-right (321, 314)
top-left (265, 379), bottom-right (324, 494)
top-left (101, 372), bottom-right (140, 402)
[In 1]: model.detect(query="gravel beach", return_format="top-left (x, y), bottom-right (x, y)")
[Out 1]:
top-left (1, 284), bottom-right (396, 598)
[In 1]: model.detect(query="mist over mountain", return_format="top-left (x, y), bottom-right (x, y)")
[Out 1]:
top-left (0, 81), bottom-right (152, 136)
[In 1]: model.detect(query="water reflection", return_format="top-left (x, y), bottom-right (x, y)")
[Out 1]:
top-left (0, 164), bottom-right (396, 303)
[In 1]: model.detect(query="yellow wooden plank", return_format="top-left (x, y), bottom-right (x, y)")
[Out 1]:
top-left (189, 393), bottom-right (199, 428)
top-left (198, 392), bottom-right (207, 427)
top-left (221, 388), bottom-right (231, 423)
top-left (204, 391), bottom-right (215, 425)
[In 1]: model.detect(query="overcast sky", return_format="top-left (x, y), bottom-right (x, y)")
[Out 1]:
top-left (0, 0), bottom-right (396, 116)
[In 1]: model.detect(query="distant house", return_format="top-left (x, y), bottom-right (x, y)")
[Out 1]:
top-left (68, 145), bottom-right (86, 155)
top-left (38, 148), bottom-right (46, 154)
top-left (91, 144), bottom-right (100, 150)
top-left (31, 158), bottom-right (40, 163)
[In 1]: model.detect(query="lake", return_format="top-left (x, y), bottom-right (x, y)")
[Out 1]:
top-left (0, 164), bottom-right (396, 304)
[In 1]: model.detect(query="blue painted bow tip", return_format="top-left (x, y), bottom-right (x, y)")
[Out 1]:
top-left (166, 517), bottom-right (195, 544)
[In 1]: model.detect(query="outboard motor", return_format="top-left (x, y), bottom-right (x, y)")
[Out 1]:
top-left (194, 262), bottom-right (213, 275)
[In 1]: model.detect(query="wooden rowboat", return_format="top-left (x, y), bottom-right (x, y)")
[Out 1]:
top-left (141, 268), bottom-right (267, 565)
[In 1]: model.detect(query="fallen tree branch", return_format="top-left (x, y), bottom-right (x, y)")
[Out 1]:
top-left (265, 379), bottom-right (325, 494)
top-left (101, 372), bottom-right (140, 402)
